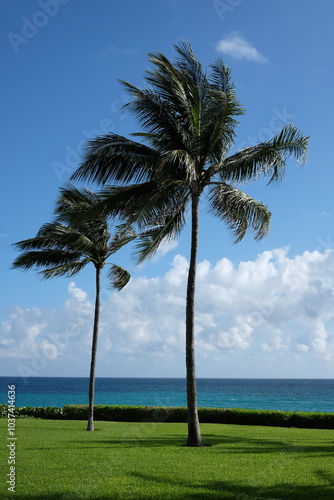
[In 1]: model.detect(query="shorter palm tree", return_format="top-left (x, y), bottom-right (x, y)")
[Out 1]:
top-left (12, 185), bottom-right (136, 431)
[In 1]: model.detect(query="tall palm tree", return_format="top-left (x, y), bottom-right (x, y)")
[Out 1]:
top-left (12, 185), bottom-right (135, 431)
top-left (72, 41), bottom-right (309, 446)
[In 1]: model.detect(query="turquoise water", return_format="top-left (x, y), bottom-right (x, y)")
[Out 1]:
top-left (1, 377), bottom-right (333, 412)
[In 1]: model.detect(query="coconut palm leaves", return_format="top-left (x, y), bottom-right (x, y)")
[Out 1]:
top-left (13, 186), bottom-right (133, 285)
top-left (71, 41), bottom-right (309, 445)
top-left (12, 185), bottom-right (136, 431)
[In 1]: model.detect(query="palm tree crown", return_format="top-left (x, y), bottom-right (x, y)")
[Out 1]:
top-left (73, 41), bottom-right (307, 251)
top-left (13, 185), bottom-right (134, 286)
top-left (72, 41), bottom-right (309, 445)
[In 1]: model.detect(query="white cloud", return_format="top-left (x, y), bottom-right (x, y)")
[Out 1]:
top-left (0, 283), bottom-right (94, 378)
top-left (216, 33), bottom-right (268, 63)
top-left (67, 281), bottom-right (88, 302)
top-left (2, 248), bottom-right (334, 377)
top-left (296, 344), bottom-right (309, 353)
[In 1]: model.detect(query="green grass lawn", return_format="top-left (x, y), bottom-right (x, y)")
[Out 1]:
top-left (0, 419), bottom-right (333, 499)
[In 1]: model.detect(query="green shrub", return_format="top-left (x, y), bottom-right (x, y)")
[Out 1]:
top-left (94, 405), bottom-right (186, 422)
top-left (63, 404), bottom-right (88, 420)
top-left (0, 404), bottom-right (7, 418)
top-left (197, 407), bottom-right (334, 429)
top-left (2, 403), bottom-right (333, 429)
top-left (20, 406), bottom-right (64, 419)
top-left (75, 405), bottom-right (332, 429)
top-left (215, 408), bottom-right (291, 427)
top-left (290, 411), bottom-right (334, 429)
top-left (0, 405), bottom-right (64, 419)
top-left (62, 404), bottom-right (187, 423)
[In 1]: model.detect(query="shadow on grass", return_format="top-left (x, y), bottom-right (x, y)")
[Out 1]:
top-left (63, 432), bottom-right (334, 455)
top-left (202, 433), bottom-right (334, 456)
top-left (129, 470), bottom-right (334, 499)
top-left (129, 469), bottom-right (334, 499)
top-left (5, 473), bottom-right (334, 500)
top-left (69, 435), bottom-right (186, 448)
top-left (26, 435), bottom-right (186, 451)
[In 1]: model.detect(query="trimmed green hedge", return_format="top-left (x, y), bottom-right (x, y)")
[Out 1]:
top-left (0, 404), bottom-right (63, 419)
top-left (1, 403), bottom-right (333, 429)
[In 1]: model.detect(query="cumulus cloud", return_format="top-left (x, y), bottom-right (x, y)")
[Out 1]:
top-left (0, 282), bottom-right (94, 377)
top-left (2, 248), bottom-right (334, 377)
top-left (67, 282), bottom-right (88, 302)
top-left (216, 33), bottom-right (268, 62)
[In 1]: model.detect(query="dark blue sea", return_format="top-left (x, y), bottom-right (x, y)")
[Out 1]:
top-left (1, 377), bottom-right (333, 412)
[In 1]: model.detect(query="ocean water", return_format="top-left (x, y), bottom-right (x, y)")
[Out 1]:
top-left (0, 377), bottom-right (333, 412)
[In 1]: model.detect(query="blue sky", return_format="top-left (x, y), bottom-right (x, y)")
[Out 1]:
top-left (1, 0), bottom-right (334, 380)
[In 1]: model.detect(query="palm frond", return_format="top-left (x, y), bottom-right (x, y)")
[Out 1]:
top-left (134, 228), bottom-right (168, 264)
top-left (220, 124), bottom-right (309, 184)
top-left (157, 150), bottom-right (196, 184)
top-left (12, 249), bottom-right (85, 273)
top-left (97, 183), bottom-right (160, 220)
top-left (207, 183), bottom-right (271, 242)
top-left (173, 40), bottom-right (204, 84)
top-left (41, 259), bottom-right (90, 279)
top-left (71, 134), bottom-right (158, 185)
top-left (134, 198), bottom-right (188, 263)
top-left (98, 180), bottom-right (188, 236)
top-left (108, 223), bottom-right (137, 254)
top-left (139, 42), bottom-right (210, 147)
top-left (13, 183), bottom-right (133, 281)
top-left (120, 82), bottom-right (192, 151)
top-left (195, 58), bottom-right (244, 164)
top-left (36, 223), bottom-right (97, 255)
top-left (131, 182), bottom-right (189, 236)
top-left (12, 222), bottom-right (74, 251)
top-left (145, 48), bottom-right (191, 113)
top-left (199, 87), bottom-right (238, 165)
top-left (13, 224), bottom-right (93, 254)
top-left (54, 185), bottom-right (98, 220)
top-left (108, 264), bottom-right (131, 291)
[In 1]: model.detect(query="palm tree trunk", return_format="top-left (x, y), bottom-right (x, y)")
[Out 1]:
top-left (87, 264), bottom-right (102, 431)
top-left (185, 193), bottom-right (204, 447)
